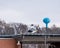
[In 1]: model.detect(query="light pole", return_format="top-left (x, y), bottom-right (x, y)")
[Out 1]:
top-left (43, 18), bottom-right (50, 48)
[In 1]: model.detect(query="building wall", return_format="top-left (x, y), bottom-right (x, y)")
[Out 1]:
top-left (0, 38), bottom-right (18, 48)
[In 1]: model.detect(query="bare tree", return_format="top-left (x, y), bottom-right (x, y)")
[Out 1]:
top-left (18, 23), bottom-right (28, 34)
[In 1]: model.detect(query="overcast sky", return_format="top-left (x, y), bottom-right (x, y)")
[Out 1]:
top-left (0, 0), bottom-right (60, 27)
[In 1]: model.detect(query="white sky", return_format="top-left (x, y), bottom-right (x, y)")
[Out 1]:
top-left (0, 0), bottom-right (60, 27)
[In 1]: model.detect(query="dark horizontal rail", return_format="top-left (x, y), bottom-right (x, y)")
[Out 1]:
top-left (0, 34), bottom-right (21, 38)
top-left (0, 34), bottom-right (60, 38)
top-left (22, 34), bottom-right (60, 36)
